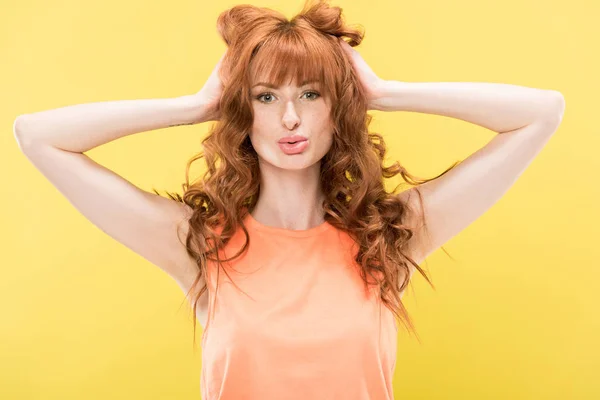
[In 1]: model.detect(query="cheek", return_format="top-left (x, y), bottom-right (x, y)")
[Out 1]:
top-left (249, 111), bottom-right (274, 137)
top-left (248, 124), bottom-right (272, 154)
top-left (321, 131), bottom-right (334, 153)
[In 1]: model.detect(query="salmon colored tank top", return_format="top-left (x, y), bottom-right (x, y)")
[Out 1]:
top-left (200, 211), bottom-right (398, 399)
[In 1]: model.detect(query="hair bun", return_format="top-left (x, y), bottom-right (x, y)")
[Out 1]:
top-left (294, 0), bottom-right (364, 47)
top-left (216, 4), bottom-right (274, 47)
top-left (217, 1), bottom-right (364, 49)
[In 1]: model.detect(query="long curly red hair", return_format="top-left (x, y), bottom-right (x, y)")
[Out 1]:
top-left (156, 0), bottom-right (457, 348)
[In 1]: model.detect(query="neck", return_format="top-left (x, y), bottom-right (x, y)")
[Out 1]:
top-left (251, 163), bottom-right (325, 230)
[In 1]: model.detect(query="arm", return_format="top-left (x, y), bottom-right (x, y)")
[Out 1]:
top-left (340, 38), bottom-right (566, 267)
top-left (386, 81), bottom-right (565, 265)
top-left (13, 94), bottom-right (211, 298)
top-left (14, 94), bottom-right (209, 152)
top-left (337, 38), bottom-right (564, 131)
top-left (372, 80), bottom-right (564, 133)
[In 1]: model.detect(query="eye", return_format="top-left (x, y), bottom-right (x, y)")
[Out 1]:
top-left (304, 91), bottom-right (320, 100)
top-left (255, 91), bottom-right (321, 104)
top-left (256, 92), bottom-right (275, 103)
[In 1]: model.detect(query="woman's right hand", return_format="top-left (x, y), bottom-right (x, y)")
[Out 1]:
top-left (193, 51), bottom-right (227, 123)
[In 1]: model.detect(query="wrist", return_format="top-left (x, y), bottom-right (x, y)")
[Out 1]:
top-left (371, 80), bottom-right (407, 112)
top-left (176, 94), bottom-right (211, 125)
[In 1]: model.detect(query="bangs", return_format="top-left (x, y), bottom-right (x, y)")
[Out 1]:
top-left (247, 30), bottom-right (338, 97)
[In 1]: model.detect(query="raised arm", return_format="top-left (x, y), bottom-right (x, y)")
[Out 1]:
top-left (13, 53), bottom-right (225, 312)
top-left (338, 38), bottom-right (565, 270)
top-left (13, 94), bottom-right (212, 296)
top-left (14, 95), bottom-right (205, 152)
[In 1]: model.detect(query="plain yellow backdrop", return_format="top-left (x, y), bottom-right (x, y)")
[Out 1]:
top-left (2, 0), bottom-right (596, 399)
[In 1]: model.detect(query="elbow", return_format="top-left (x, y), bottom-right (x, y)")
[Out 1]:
top-left (548, 90), bottom-right (565, 119)
top-left (13, 114), bottom-right (35, 151)
top-left (537, 91), bottom-right (565, 127)
top-left (13, 114), bottom-right (26, 136)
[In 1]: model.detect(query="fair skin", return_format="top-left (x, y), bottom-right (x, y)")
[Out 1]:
top-left (336, 38), bottom-right (564, 268)
top-left (198, 42), bottom-right (564, 267)
top-left (196, 52), bottom-right (336, 230)
top-left (247, 79), bottom-right (334, 230)
top-left (195, 49), bottom-right (373, 231)
top-left (15, 39), bottom-right (564, 328)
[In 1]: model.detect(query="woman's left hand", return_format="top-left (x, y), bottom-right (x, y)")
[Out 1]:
top-left (338, 38), bottom-right (387, 111)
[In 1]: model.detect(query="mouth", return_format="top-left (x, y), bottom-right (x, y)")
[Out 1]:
top-left (278, 139), bottom-right (310, 154)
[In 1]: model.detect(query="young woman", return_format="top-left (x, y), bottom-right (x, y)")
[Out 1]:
top-left (13, 0), bottom-right (565, 398)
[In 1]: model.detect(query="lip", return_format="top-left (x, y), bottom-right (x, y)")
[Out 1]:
top-left (278, 140), bottom-right (309, 155)
top-left (278, 134), bottom-right (308, 144)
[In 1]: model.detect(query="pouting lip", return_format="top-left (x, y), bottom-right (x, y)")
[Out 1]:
top-left (278, 134), bottom-right (308, 144)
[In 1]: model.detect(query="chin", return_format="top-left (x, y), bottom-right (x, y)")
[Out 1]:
top-left (275, 157), bottom-right (319, 171)
top-left (256, 153), bottom-right (319, 171)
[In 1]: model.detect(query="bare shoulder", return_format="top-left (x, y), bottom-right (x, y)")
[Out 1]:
top-left (14, 140), bottom-right (208, 319)
top-left (161, 198), bottom-right (210, 327)
top-left (164, 198), bottom-right (207, 296)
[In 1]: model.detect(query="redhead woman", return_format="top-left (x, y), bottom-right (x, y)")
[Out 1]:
top-left (14, 0), bottom-right (565, 398)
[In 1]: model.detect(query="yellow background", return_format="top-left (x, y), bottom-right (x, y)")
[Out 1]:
top-left (2, 0), bottom-right (596, 399)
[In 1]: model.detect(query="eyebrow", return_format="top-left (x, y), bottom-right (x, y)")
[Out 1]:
top-left (252, 80), bottom-right (319, 89)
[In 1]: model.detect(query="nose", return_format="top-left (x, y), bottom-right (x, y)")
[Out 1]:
top-left (282, 100), bottom-right (300, 130)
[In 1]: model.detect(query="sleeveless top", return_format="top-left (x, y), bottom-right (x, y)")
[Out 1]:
top-left (200, 211), bottom-right (398, 399)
